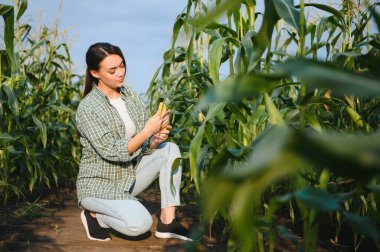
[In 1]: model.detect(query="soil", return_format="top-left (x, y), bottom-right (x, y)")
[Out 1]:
top-left (1, 187), bottom-right (378, 252)
top-left (0, 187), bottom-right (225, 252)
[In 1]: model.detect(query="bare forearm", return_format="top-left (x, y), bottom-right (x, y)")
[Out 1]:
top-left (127, 129), bottom-right (152, 154)
top-left (129, 109), bottom-right (170, 154)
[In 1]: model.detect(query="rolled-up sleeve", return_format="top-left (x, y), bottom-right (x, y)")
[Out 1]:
top-left (76, 107), bottom-right (141, 162)
top-left (131, 90), bottom-right (156, 155)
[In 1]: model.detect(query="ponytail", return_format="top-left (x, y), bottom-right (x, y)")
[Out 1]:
top-left (84, 69), bottom-right (98, 98)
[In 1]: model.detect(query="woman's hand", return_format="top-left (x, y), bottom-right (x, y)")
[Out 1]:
top-left (143, 110), bottom-right (170, 135)
top-left (127, 110), bottom-right (170, 155)
top-left (149, 125), bottom-right (172, 149)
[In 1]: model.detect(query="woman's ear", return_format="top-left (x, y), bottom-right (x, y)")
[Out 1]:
top-left (90, 69), bottom-right (100, 79)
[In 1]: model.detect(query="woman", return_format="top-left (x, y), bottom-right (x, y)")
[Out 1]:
top-left (76, 42), bottom-right (191, 241)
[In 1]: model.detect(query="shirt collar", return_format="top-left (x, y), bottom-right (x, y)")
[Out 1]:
top-left (91, 84), bottom-right (129, 103)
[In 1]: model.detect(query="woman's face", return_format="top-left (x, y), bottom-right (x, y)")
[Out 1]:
top-left (90, 54), bottom-right (126, 89)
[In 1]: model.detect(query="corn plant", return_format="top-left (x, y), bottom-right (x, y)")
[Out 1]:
top-left (148, 0), bottom-right (380, 250)
top-left (0, 0), bottom-right (81, 201)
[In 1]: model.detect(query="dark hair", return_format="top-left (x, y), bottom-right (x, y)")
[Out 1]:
top-left (84, 42), bottom-right (126, 97)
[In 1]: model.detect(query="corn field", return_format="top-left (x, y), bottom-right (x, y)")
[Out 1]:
top-left (0, 0), bottom-right (81, 201)
top-left (147, 0), bottom-right (380, 251)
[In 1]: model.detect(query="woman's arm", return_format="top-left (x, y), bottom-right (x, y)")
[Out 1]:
top-left (148, 125), bottom-right (172, 149)
top-left (76, 106), bottom-right (169, 161)
top-left (127, 109), bottom-right (170, 154)
top-left (76, 107), bottom-right (136, 162)
top-left (126, 86), bottom-right (167, 154)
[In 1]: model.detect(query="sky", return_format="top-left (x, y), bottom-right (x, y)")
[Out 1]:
top-left (1, 0), bottom-right (376, 94)
top-left (22, 0), bottom-right (188, 94)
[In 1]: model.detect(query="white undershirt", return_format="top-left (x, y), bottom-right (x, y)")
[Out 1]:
top-left (109, 97), bottom-right (136, 139)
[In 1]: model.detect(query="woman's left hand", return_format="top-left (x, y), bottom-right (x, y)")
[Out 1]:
top-left (149, 125), bottom-right (172, 149)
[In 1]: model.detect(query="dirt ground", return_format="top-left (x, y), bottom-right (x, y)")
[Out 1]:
top-left (0, 187), bottom-right (224, 252)
top-left (2, 187), bottom-right (377, 252)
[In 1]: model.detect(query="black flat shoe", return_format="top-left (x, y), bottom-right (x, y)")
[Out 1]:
top-left (80, 210), bottom-right (111, 241)
top-left (155, 218), bottom-right (193, 241)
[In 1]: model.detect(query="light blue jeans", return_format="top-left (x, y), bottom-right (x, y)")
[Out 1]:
top-left (80, 142), bottom-right (182, 236)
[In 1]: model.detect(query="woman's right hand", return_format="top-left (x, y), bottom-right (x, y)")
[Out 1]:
top-left (143, 110), bottom-right (170, 135)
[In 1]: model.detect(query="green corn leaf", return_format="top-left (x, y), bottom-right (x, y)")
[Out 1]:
top-left (248, 0), bottom-right (280, 71)
top-left (190, 0), bottom-right (242, 28)
top-left (197, 73), bottom-right (282, 110)
top-left (334, 52), bottom-right (380, 77)
top-left (335, 190), bottom-right (356, 203)
top-left (26, 37), bottom-right (47, 58)
top-left (316, 17), bottom-right (331, 45)
top-left (185, 0), bottom-right (192, 16)
top-left (318, 168), bottom-right (330, 189)
top-left (344, 213), bottom-right (380, 241)
top-left (208, 37), bottom-right (226, 84)
top-left (226, 103), bottom-right (247, 124)
top-left (28, 176), bottom-right (35, 192)
top-left (308, 22), bottom-right (316, 44)
top-left (185, 36), bottom-right (194, 77)
top-left (229, 180), bottom-right (260, 251)
top-left (304, 112), bottom-right (322, 133)
top-left (190, 102), bottom-right (226, 192)
top-left (52, 167), bottom-right (58, 187)
top-left (235, 31), bottom-right (256, 72)
top-left (171, 13), bottom-right (186, 51)
top-left (6, 145), bottom-right (23, 154)
top-left (50, 104), bottom-right (76, 114)
top-left (0, 4), bottom-right (15, 72)
top-left (16, 0), bottom-right (27, 21)
top-left (205, 102), bottom-right (227, 121)
top-left (226, 126), bottom-right (298, 179)
top-left (207, 22), bottom-right (237, 37)
top-left (295, 130), bottom-right (380, 179)
top-left (0, 5), bottom-right (13, 18)
top-left (32, 115), bottom-right (47, 148)
top-left (273, 0), bottom-right (306, 35)
top-left (189, 123), bottom-right (205, 193)
top-left (294, 188), bottom-right (340, 212)
top-left (245, 0), bottom-right (256, 8)
top-left (3, 84), bottom-right (19, 117)
top-left (241, 31), bottom-right (255, 57)
top-left (0, 132), bottom-right (17, 144)
top-left (146, 64), bottom-right (163, 96)
top-left (170, 157), bottom-right (181, 195)
top-left (301, 96), bottom-right (340, 115)
top-left (372, 6), bottom-right (380, 31)
top-left (278, 59), bottom-right (380, 98)
top-left (202, 178), bottom-right (237, 221)
top-left (346, 106), bottom-right (365, 128)
top-left (366, 185), bottom-right (380, 195)
top-left (264, 93), bottom-right (285, 126)
top-left (298, 3), bottom-right (347, 32)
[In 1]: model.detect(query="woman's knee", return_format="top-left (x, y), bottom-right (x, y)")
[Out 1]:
top-left (159, 142), bottom-right (181, 157)
top-left (124, 213), bottom-right (153, 235)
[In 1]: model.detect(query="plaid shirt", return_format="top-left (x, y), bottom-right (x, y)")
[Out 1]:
top-left (76, 84), bottom-right (152, 204)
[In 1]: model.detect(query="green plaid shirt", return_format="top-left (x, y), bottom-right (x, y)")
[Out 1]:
top-left (76, 85), bottom-right (152, 204)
